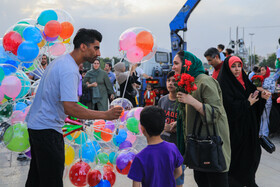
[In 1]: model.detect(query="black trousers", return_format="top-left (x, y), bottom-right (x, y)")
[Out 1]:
top-left (26, 129), bottom-right (65, 187)
top-left (194, 170), bottom-right (229, 187)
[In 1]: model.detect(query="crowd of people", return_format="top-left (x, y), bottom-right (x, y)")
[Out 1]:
top-left (23, 28), bottom-right (279, 187)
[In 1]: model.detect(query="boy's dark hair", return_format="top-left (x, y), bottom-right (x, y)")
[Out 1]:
top-left (73, 28), bottom-right (102, 49)
top-left (217, 44), bottom-right (225, 50)
top-left (82, 69), bottom-right (88, 74)
top-left (140, 106), bottom-right (165, 136)
top-left (204, 47), bottom-right (220, 59)
top-left (167, 71), bottom-right (175, 79)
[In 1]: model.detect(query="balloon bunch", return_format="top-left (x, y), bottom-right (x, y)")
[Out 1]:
top-left (62, 98), bottom-right (147, 186)
top-left (119, 27), bottom-right (157, 64)
top-left (0, 9), bottom-right (75, 160)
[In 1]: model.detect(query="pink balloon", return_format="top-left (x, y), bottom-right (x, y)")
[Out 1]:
top-left (11, 110), bottom-right (26, 124)
top-left (49, 43), bottom-right (66, 56)
top-left (126, 46), bottom-right (144, 63)
top-left (134, 107), bottom-right (143, 120)
top-left (0, 86), bottom-right (4, 102)
top-left (126, 131), bottom-right (137, 144)
top-left (1, 76), bottom-right (22, 100)
top-left (119, 31), bottom-right (136, 51)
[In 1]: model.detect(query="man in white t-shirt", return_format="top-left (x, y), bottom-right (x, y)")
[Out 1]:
top-left (25, 29), bottom-right (123, 187)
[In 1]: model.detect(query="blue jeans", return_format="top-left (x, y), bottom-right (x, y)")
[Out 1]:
top-left (259, 103), bottom-right (272, 137)
top-left (176, 165), bottom-right (186, 185)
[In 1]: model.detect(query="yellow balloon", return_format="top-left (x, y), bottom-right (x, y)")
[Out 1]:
top-left (63, 38), bottom-right (71, 44)
top-left (1, 98), bottom-right (8, 104)
top-left (37, 39), bottom-right (46, 48)
top-left (65, 144), bottom-right (75, 166)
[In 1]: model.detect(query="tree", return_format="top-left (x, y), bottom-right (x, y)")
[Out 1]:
top-left (260, 53), bottom-right (276, 69)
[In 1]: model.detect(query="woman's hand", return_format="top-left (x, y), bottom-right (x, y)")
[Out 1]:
top-left (177, 91), bottom-right (204, 115)
top-left (248, 92), bottom-right (259, 106)
top-left (261, 90), bottom-right (271, 100)
top-left (177, 92), bottom-right (194, 105)
top-left (86, 82), bottom-right (97, 87)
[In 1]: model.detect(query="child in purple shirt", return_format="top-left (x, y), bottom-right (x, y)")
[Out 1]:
top-left (128, 106), bottom-right (183, 187)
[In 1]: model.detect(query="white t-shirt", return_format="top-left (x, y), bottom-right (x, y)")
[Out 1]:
top-left (26, 54), bottom-right (80, 133)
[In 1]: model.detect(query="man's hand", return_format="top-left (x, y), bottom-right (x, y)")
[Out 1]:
top-left (170, 121), bottom-right (177, 133)
top-left (104, 106), bottom-right (123, 120)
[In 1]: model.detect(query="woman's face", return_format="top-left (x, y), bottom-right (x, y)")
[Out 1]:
top-left (260, 67), bottom-right (266, 76)
top-left (230, 62), bottom-right (242, 77)
top-left (172, 55), bottom-right (182, 74)
top-left (93, 60), bottom-right (100, 69)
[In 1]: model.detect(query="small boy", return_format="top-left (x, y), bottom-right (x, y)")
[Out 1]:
top-left (128, 106), bottom-right (183, 187)
top-left (144, 84), bottom-right (156, 106)
top-left (158, 71), bottom-right (185, 187)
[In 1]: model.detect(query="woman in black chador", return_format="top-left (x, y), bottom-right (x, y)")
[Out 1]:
top-left (217, 56), bottom-right (270, 187)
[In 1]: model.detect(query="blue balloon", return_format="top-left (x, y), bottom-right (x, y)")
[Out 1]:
top-left (37, 10), bottom-right (58, 26)
top-left (109, 152), bottom-right (116, 164)
top-left (13, 102), bottom-right (27, 111)
top-left (17, 41), bottom-right (39, 62)
top-left (0, 61), bottom-right (18, 76)
top-left (95, 179), bottom-right (111, 187)
top-left (23, 27), bottom-right (42, 44)
top-left (22, 62), bottom-right (33, 69)
top-left (78, 140), bottom-right (100, 162)
top-left (113, 129), bottom-right (127, 146)
top-left (16, 71), bottom-right (31, 99)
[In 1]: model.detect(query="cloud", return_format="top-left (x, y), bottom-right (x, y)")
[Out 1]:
top-left (1, 0), bottom-right (280, 62)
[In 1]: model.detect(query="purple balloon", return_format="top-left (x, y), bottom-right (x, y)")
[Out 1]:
top-left (105, 121), bottom-right (115, 131)
top-left (120, 111), bottom-right (129, 122)
top-left (43, 31), bottom-right (58, 42)
top-left (25, 150), bottom-right (31, 158)
top-left (119, 141), bottom-right (132, 150)
top-left (116, 151), bottom-right (136, 170)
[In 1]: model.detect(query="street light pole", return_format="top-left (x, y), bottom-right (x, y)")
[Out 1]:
top-left (249, 33), bottom-right (255, 72)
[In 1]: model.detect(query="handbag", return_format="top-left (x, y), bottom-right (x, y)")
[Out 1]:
top-left (184, 104), bottom-right (227, 172)
top-left (259, 135), bottom-right (276, 154)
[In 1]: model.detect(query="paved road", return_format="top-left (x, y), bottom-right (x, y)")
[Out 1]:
top-left (1, 136), bottom-right (280, 187)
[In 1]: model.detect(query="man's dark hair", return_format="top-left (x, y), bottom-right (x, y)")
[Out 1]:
top-left (204, 47), bottom-right (220, 59)
top-left (167, 71), bottom-right (175, 79)
top-left (217, 44), bottom-right (225, 50)
top-left (73, 28), bottom-right (102, 49)
top-left (106, 63), bottom-right (112, 69)
top-left (225, 48), bottom-right (234, 55)
top-left (140, 106), bottom-right (165, 136)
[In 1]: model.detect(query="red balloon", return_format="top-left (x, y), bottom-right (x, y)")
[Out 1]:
top-left (3, 31), bottom-right (22, 55)
top-left (44, 20), bottom-right (61, 38)
top-left (103, 164), bottom-right (114, 173)
top-left (116, 160), bottom-right (132, 175)
top-left (136, 31), bottom-right (154, 56)
top-left (69, 161), bottom-right (91, 187)
top-left (103, 170), bottom-right (116, 186)
top-left (87, 169), bottom-right (102, 186)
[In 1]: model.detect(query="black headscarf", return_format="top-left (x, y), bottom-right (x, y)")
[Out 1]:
top-left (217, 56), bottom-right (265, 186)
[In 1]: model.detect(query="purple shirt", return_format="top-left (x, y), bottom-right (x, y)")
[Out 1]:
top-left (128, 141), bottom-right (183, 187)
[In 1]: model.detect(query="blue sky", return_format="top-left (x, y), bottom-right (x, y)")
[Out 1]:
top-left (1, 0), bottom-right (279, 62)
